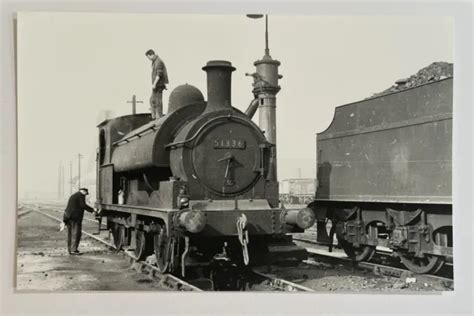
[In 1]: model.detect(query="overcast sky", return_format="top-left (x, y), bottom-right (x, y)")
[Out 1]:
top-left (17, 13), bottom-right (453, 198)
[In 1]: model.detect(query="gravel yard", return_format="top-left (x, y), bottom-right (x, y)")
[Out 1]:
top-left (253, 260), bottom-right (451, 293)
top-left (16, 210), bottom-right (170, 291)
top-left (16, 206), bottom-right (453, 293)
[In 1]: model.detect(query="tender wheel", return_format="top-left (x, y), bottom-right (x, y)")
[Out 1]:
top-left (153, 225), bottom-right (171, 273)
top-left (134, 230), bottom-right (153, 260)
top-left (111, 223), bottom-right (126, 250)
top-left (397, 252), bottom-right (445, 274)
top-left (338, 238), bottom-right (376, 262)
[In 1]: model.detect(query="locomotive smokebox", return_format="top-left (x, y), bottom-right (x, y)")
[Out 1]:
top-left (202, 60), bottom-right (236, 112)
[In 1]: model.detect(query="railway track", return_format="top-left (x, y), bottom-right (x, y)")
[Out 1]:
top-left (29, 204), bottom-right (313, 292)
top-left (32, 205), bottom-right (202, 291)
top-left (20, 204), bottom-right (452, 292)
top-left (251, 270), bottom-right (316, 292)
top-left (295, 240), bottom-right (454, 289)
top-left (17, 210), bottom-right (33, 218)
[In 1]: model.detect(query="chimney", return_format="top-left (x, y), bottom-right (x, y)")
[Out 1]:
top-left (202, 60), bottom-right (236, 112)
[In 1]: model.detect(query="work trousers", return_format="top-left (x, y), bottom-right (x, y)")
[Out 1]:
top-left (149, 87), bottom-right (165, 119)
top-left (67, 220), bottom-right (82, 253)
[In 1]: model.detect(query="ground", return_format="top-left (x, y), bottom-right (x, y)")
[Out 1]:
top-left (16, 211), bottom-right (170, 291)
top-left (254, 260), bottom-right (451, 292)
top-left (16, 205), bottom-right (453, 293)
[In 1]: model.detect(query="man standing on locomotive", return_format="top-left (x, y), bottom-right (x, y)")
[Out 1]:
top-left (145, 49), bottom-right (169, 119)
top-left (62, 188), bottom-right (97, 255)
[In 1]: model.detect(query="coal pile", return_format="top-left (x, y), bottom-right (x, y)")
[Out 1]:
top-left (368, 62), bottom-right (453, 98)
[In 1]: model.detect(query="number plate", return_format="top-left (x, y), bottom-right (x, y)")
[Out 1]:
top-left (213, 139), bottom-right (246, 149)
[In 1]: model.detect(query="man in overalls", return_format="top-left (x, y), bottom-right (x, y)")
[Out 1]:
top-left (63, 188), bottom-right (96, 255)
top-left (145, 49), bottom-right (169, 119)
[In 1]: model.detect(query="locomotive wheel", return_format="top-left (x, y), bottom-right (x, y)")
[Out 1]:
top-left (134, 230), bottom-right (153, 260)
top-left (111, 223), bottom-right (126, 250)
top-left (397, 252), bottom-right (445, 274)
top-left (338, 238), bottom-right (376, 262)
top-left (153, 225), bottom-right (170, 273)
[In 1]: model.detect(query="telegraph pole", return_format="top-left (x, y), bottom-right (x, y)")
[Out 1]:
top-left (58, 162), bottom-right (61, 200)
top-left (127, 95), bottom-right (143, 114)
top-left (77, 153), bottom-right (82, 189)
top-left (69, 161), bottom-right (73, 194)
top-left (62, 164), bottom-right (65, 199)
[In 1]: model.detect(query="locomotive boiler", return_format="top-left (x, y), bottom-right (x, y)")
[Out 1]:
top-left (310, 76), bottom-right (453, 274)
top-left (96, 60), bottom-right (315, 277)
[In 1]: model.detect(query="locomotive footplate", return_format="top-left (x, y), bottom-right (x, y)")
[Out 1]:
top-left (198, 208), bottom-right (283, 236)
top-left (98, 202), bottom-right (313, 269)
top-left (192, 200), bottom-right (315, 236)
top-left (100, 202), bottom-right (314, 236)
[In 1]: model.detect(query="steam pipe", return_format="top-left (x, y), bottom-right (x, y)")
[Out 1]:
top-left (245, 98), bottom-right (259, 118)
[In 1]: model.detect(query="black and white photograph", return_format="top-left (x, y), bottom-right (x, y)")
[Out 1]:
top-left (2, 2), bottom-right (473, 315)
top-left (15, 11), bottom-right (456, 292)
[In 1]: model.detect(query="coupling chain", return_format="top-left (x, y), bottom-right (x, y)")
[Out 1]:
top-left (236, 214), bottom-right (250, 265)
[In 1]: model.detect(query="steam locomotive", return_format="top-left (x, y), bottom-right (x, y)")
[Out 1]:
top-left (96, 60), bottom-right (315, 277)
top-left (310, 76), bottom-right (453, 274)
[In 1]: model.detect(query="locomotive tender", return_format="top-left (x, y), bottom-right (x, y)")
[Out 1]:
top-left (311, 77), bottom-right (453, 274)
top-left (96, 60), bottom-right (315, 275)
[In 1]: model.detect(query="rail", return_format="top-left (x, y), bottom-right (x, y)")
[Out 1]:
top-left (252, 271), bottom-right (315, 292)
top-left (302, 245), bottom-right (454, 289)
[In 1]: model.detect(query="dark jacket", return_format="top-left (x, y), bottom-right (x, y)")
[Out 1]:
top-left (151, 56), bottom-right (169, 88)
top-left (63, 191), bottom-right (94, 222)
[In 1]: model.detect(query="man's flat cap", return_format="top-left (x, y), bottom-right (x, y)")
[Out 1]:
top-left (79, 188), bottom-right (89, 194)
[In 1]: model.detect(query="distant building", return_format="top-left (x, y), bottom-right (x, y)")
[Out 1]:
top-left (279, 178), bottom-right (316, 205)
